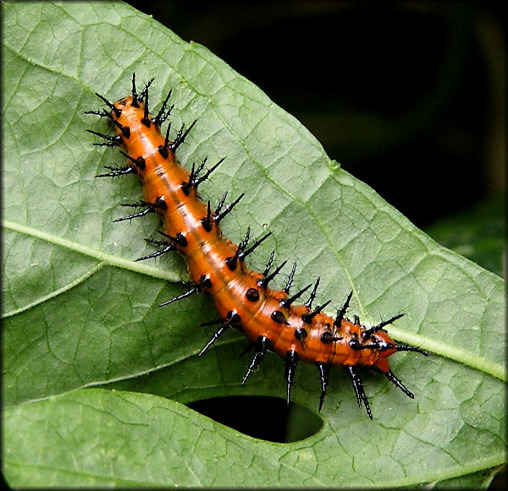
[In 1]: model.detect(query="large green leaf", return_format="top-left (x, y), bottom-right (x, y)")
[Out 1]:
top-left (2, 1), bottom-right (505, 487)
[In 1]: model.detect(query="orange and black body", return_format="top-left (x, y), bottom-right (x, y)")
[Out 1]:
top-left (88, 74), bottom-right (427, 419)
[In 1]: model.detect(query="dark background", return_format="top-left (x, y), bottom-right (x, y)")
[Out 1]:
top-left (125, 1), bottom-right (506, 487)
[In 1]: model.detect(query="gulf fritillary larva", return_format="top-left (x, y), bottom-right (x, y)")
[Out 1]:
top-left (87, 74), bottom-right (427, 419)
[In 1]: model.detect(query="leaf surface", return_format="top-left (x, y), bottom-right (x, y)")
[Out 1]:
top-left (2, 1), bottom-right (505, 487)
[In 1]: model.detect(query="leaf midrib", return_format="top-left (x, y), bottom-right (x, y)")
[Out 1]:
top-left (3, 219), bottom-right (505, 382)
top-left (2, 218), bottom-right (183, 283)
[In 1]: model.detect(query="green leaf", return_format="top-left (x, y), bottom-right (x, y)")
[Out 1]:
top-left (2, 1), bottom-right (505, 488)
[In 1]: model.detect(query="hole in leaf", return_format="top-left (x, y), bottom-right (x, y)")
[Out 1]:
top-left (188, 396), bottom-right (322, 443)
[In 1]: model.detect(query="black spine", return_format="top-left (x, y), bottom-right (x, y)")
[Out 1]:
top-left (285, 350), bottom-right (298, 406)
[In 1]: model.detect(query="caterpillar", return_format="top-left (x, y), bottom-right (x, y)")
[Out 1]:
top-left (87, 74), bottom-right (427, 419)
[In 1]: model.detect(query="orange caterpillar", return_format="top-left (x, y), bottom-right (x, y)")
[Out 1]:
top-left (88, 74), bottom-right (427, 418)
